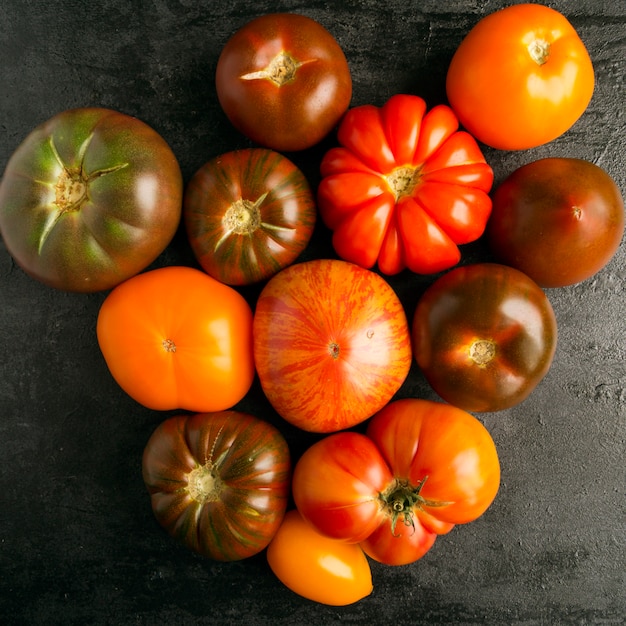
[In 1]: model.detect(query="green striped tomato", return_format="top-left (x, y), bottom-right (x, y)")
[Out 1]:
top-left (142, 410), bottom-right (291, 561)
top-left (183, 148), bottom-right (316, 285)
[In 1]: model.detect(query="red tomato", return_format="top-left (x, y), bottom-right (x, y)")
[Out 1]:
top-left (488, 157), bottom-right (625, 288)
top-left (0, 108), bottom-right (182, 292)
top-left (253, 259), bottom-right (412, 433)
top-left (292, 398), bottom-right (500, 566)
top-left (96, 266), bottom-right (254, 412)
top-left (142, 410), bottom-right (291, 561)
top-left (446, 4), bottom-right (595, 150)
top-left (267, 510), bottom-right (373, 605)
top-left (183, 148), bottom-right (316, 285)
top-left (317, 94), bottom-right (493, 275)
top-left (412, 263), bottom-right (558, 412)
top-left (215, 13), bottom-right (352, 152)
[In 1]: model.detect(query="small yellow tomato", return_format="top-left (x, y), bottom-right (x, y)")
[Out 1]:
top-left (266, 509), bottom-right (373, 606)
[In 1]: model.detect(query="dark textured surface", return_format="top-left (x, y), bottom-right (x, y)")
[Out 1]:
top-left (0, 1), bottom-right (624, 624)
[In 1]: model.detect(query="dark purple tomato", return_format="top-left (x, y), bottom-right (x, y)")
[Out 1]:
top-left (142, 410), bottom-right (291, 562)
top-left (412, 263), bottom-right (558, 412)
top-left (488, 157), bottom-right (624, 287)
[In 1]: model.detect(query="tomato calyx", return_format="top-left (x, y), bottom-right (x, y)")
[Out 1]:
top-left (380, 476), bottom-right (450, 536)
top-left (186, 462), bottom-right (224, 503)
top-left (385, 165), bottom-right (422, 202)
top-left (241, 52), bottom-right (310, 87)
top-left (222, 193), bottom-right (266, 238)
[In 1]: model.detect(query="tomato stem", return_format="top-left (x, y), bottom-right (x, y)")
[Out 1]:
top-left (469, 339), bottom-right (496, 367)
top-left (186, 464), bottom-right (223, 503)
top-left (240, 52), bottom-right (309, 87)
top-left (385, 166), bottom-right (421, 201)
top-left (381, 476), bottom-right (451, 536)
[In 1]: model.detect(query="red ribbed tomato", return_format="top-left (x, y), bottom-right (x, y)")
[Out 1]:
top-left (292, 398), bottom-right (501, 566)
top-left (184, 148), bottom-right (316, 285)
top-left (253, 259), bottom-right (412, 433)
top-left (142, 410), bottom-right (291, 561)
top-left (317, 94), bottom-right (493, 275)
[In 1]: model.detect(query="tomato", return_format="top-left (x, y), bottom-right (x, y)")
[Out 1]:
top-left (183, 148), bottom-right (316, 286)
top-left (215, 13), bottom-right (352, 152)
top-left (292, 398), bottom-right (500, 566)
top-left (96, 266), bottom-right (254, 412)
top-left (266, 510), bottom-right (372, 605)
top-left (412, 263), bottom-right (557, 413)
top-left (317, 94), bottom-right (493, 275)
top-left (142, 410), bottom-right (290, 561)
top-left (253, 259), bottom-right (412, 433)
top-left (446, 4), bottom-right (595, 150)
top-left (488, 158), bottom-right (625, 288)
top-left (0, 107), bottom-right (182, 292)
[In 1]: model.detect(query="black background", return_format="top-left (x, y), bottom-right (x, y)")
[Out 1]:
top-left (1, 1), bottom-right (624, 624)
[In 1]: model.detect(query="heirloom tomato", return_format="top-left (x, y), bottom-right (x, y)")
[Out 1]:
top-left (292, 398), bottom-right (500, 566)
top-left (0, 108), bottom-right (182, 292)
top-left (267, 510), bottom-right (372, 606)
top-left (412, 263), bottom-right (557, 412)
top-left (317, 94), bottom-right (493, 275)
top-left (184, 148), bottom-right (316, 285)
top-left (142, 410), bottom-right (291, 561)
top-left (446, 3), bottom-right (595, 150)
top-left (215, 13), bottom-right (352, 152)
top-left (253, 259), bottom-right (412, 433)
top-left (96, 266), bottom-right (254, 412)
top-left (488, 158), bottom-right (625, 288)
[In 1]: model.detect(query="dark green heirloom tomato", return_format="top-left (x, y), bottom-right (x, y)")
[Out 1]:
top-left (412, 263), bottom-right (558, 412)
top-left (0, 108), bottom-right (183, 292)
top-left (142, 410), bottom-right (291, 562)
top-left (183, 148), bottom-right (316, 285)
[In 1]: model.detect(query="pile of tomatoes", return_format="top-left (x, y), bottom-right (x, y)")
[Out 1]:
top-left (0, 4), bottom-right (624, 607)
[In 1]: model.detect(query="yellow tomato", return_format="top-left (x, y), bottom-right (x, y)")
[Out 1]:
top-left (266, 510), bottom-right (373, 606)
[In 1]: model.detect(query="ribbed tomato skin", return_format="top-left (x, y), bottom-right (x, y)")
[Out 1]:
top-left (184, 148), bottom-right (316, 285)
top-left (142, 411), bottom-right (291, 561)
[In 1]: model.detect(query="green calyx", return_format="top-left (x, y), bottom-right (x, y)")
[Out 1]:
top-left (380, 476), bottom-right (451, 536)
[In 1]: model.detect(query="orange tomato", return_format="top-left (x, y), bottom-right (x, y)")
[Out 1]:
top-left (446, 3), bottom-right (594, 150)
top-left (96, 266), bottom-right (254, 411)
top-left (266, 509), bottom-right (373, 606)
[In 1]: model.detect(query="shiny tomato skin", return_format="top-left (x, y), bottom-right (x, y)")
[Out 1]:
top-left (292, 399), bottom-right (500, 566)
top-left (0, 108), bottom-right (182, 292)
top-left (183, 148), bottom-right (316, 286)
top-left (446, 4), bottom-right (594, 150)
top-left (215, 13), bottom-right (352, 152)
top-left (317, 94), bottom-right (493, 275)
top-left (253, 259), bottom-right (412, 433)
top-left (267, 509), bottom-right (373, 605)
top-left (96, 266), bottom-right (254, 412)
top-left (412, 263), bottom-right (557, 412)
top-left (488, 158), bottom-right (625, 288)
top-left (142, 411), bottom-right (291, 561)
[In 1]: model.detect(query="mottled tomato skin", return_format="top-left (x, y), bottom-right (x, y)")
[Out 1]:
top-left (253, 259), bottom-right (412, 433)
top-left (412, 263), bottom-right (558, 412)
top-left (215, 13), bottom-right (352, 152)
top-left (292, 398), bottom-right (501, 566)
top-left (184, 149), bottom-right (316, 285)
top-left (446, 4), bottom-right (595, 150)
top-left (488, 158), bottom-right (625, 288)
top-left (142, 411), bottom-right (291, 561)
top-left (0, 108), bottom-right (182, 292)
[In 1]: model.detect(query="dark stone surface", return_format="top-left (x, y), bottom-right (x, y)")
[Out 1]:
top-left (0, 1), bottom-right (624, 624)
